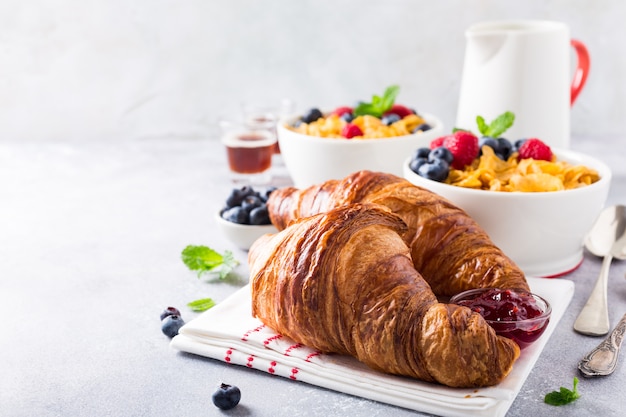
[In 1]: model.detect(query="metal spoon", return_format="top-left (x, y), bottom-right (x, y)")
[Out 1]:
top-left (579, 313), bottom-right (626, 377)
top-left (574, 205), bottom-right (626, 336)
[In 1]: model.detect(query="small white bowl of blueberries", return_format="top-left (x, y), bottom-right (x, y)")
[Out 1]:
top-left (216, 185), bottom-right (278, 250)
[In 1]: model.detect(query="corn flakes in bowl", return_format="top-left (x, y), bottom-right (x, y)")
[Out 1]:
top-left (403, 144), bottom-right (611, 278)
top-left (277, 86), bottom-right (444, 188)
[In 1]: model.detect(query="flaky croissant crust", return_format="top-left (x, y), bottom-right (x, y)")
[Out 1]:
top-left (268, 170), bottom-right (529, 297)
top-left (249, 204), bottom-right (520, 388)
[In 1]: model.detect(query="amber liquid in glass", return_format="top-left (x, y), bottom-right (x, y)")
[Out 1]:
top-left (223, 133), bottom-right (275, 174)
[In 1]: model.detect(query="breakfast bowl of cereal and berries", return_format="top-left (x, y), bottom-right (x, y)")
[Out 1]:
top-left (277, 86), bottom-right (444, 188)
top-left (402, 112), bottom-right (612, 277)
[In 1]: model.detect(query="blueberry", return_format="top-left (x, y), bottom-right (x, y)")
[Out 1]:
top-left (225, 186), bottom-right (255, 208)
top-left (480, 136), bottom-right (513, 160)
top-left (417, 159), bottom-right (449, 182)
top-left (412, 147), bottom-right (431, 159)
top-left (513, 138), bottom-right (528, 152)
top-left (263, 187), bottom-right (277, 201)
top-left (212, 383), bottom-right (241, 410)
top-left (225, 189), bottom-right (244, 208)
top-left (161, 315), bottom-right (185, 338)
top-left (340, 112), bottom-right (354, 123)
top-left (496, 138), bottom-right (513, 159)
top-left (479, 136), bottom-right (499, 154)
top-left (241, 195), bottom-right (263, 212)
top-left (381, 113), bottom-right (401, 126)
top-left (239, 186), bottom-right (256, 198)
top-left (409, 157), bottom-right (428, 174)
top-left (249, 205), bottom-right (270, 225)
top-left (412, 123), bottom-right (432, 133)
top-left (301, 108), bottom-right (323, 124)
top-left (222, 206), bottom-right (249, 224)
top-left (429, 146), bottom-right (453, 164)
top-left (160, 306), bottom-right (181, 321)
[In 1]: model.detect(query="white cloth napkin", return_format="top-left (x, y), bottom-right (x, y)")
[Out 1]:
top-left (171, 277), bottom-right (574, 417)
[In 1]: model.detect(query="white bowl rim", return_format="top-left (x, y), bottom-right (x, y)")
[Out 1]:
top-left (215, 212), bottom-right (277, 230)
top-left (278, 112), bottom-right (444, 145)
top-left (403, 147), bottom-right (612, 198)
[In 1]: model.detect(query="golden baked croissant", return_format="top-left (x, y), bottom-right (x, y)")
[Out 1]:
top-left (249, 203), bottom-right (520, 388)
top-left (267, 170), bottom-right (529, 297)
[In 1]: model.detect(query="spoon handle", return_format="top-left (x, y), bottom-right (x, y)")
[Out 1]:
top-left (579, 313), bottom-right (626, 377)
top-left (573, 254), bottom-right (612, 336)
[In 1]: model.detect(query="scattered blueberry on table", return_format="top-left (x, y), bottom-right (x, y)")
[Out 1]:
top-left (212, 383), bottom-right (241, 410)
top-left (159, 306), bottom-right (181, 321)
top-left (160, 306), bottom-right (185, 338)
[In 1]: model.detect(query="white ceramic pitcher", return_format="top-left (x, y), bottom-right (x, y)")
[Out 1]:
top-left (456, 20), bottom-right (590, 148)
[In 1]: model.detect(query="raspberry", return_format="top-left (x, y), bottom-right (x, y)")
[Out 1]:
top-left (383, 104), bottom-right (414, 119)
top-left (330, 106), bottom-right (353, 117)
top-left (517, 138), bottom-right (553, 161)
top-left (341, 123), bottom-right (363, 139)
top-left (429, 135), bottom-right (448, 149)
top-left (443, 131), bottom-right (479, 169)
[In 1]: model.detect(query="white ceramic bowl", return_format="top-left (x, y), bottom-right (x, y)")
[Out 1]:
top-left (215, 214), bottom-right (277, 251)
top-left (403, 148), bottom-right (612, 277)
top-left (278, 112), bottom-right (444, 188)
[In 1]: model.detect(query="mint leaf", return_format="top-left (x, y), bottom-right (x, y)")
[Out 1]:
top-left (354, 85), bottom-right (400, 118)
top-left (544, 377), bottom-right (581, 406)
top-left (181, 245), bottom-right (240, 279)
top-left (187, 298), bottom-right (216, 312)
top-left (477, 111), bottom-right (515, 137)
top-left (380, 85), bottom-right (400, 112)
top-left (487, 111), bottom-right (515, 137)
top-left (353, 102), bottom-right (378, 117)
top-left (219, 250), bottom-right (239, 280)
top-left (181, 245), bottom-right (223, 271)
top-left (476, 115), bottom-right (489, 135)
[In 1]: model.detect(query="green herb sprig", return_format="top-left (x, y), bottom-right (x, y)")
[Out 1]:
top-left (187, 298), bottom-right (216, 312)
top-left (353, 85), bottom-right (400, 118)
top-left (544, 377), bottom-right (581, 406)
top-left (476, 111), bottom-right (515, 138)
top-left (181, 245), bottom-right (239, 280)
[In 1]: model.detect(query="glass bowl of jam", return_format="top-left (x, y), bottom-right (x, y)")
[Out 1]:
top-left (450, 288), bottom-right (551, 349)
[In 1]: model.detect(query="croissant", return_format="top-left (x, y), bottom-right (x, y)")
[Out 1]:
top-left (248, 203), bottom-right (520, 387)
top-left (267, 170), bottom-right (529, 297)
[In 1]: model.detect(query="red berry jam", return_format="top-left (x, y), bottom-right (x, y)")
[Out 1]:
top-left (453, 288), bottom-right (550, 349)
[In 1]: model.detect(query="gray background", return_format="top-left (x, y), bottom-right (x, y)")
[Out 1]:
top-left (1, 0), bottom-right (624, 143)
top-left (2, 3), bottom-right (626, 416)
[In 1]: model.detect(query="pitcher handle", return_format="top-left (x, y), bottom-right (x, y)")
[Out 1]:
top-left (570, 39), bottom-right (590, 105)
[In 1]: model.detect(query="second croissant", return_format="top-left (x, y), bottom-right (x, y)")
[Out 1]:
top-left (267, 170), bottom-right (529, 297)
